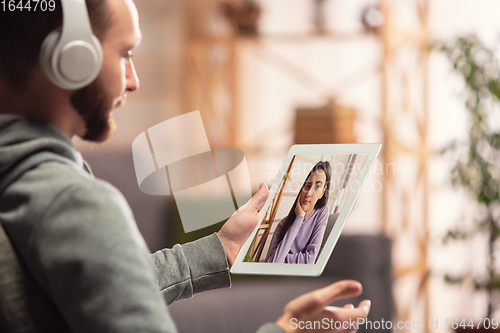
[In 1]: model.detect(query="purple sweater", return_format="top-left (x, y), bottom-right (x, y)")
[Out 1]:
top-left (265, 205), bottom-right (329, 264)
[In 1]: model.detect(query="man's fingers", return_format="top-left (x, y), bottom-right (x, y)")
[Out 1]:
top-left (358, 299), bottom-right (371, 313)
top-left (331, 299), bottom-right (371, 324)
top-left (286, 280), bottom-right (363, 315)
top-left (315, 280), bottom-right (363, 306)
top-left (278, 286), bottom-right (371, 333)
top-left (243, 183), bottom-right (269, 214)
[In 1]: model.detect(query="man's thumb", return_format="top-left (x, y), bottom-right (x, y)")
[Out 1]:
top-left (245, 183), bottom-right (269, 213)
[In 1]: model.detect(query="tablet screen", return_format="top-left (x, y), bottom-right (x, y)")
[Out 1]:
top-left (231, 144), bottom-right (380, 276)
top-left (244, 153), bottom-right (367, 265)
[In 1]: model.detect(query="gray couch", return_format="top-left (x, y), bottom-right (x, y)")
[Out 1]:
top-left (83, 150), bottom-right (393, 333)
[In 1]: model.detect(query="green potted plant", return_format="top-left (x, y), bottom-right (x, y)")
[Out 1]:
top-left (438, 35), bottom-right (500, 330)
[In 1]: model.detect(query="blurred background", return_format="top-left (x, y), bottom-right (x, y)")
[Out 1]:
top-left (76, 0), bottom-right (500, 331)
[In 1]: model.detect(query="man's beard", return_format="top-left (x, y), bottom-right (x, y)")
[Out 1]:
top-left (70, 78), bottom-right (126, 143)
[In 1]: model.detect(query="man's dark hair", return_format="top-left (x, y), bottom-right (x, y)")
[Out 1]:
top-left (0, 0), bottom-right (111, 89)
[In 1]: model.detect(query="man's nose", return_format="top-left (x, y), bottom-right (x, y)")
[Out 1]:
top-left (126, 58), bottom-right (140, 92)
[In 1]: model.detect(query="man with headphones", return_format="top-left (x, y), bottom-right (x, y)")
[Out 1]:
top-left (0, 1), bottom-right (370, 332)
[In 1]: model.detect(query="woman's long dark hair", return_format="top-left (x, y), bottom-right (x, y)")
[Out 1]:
top-left (276, 161), bottom-right (332, 246)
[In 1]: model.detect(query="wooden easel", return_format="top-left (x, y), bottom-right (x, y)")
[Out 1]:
top-left (246, 155), bottom-right (297, 262)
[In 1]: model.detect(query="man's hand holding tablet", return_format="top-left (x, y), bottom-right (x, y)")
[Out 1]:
top-left (218, 182), bottom-right (270, 268)
top-left (219, 186), bottom-right (371, 333)
top-left (216, 150), bottom-right (376, 332)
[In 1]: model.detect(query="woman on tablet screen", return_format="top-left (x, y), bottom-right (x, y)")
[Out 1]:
top-left (266, 161), bottom-right (331, 264)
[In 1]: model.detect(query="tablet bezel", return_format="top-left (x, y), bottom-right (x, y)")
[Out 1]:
top-left (230, 143), bottom-right (381, 277)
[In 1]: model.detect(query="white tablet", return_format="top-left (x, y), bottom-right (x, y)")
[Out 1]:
top-left (230, 144), bottom-right (381, 277)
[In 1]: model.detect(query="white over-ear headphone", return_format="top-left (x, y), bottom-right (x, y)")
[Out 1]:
top-left (40, 0), bottom-right (102, 90)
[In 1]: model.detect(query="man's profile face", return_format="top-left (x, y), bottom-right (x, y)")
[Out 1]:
top-left (72, 0), bottom-right (142, 142)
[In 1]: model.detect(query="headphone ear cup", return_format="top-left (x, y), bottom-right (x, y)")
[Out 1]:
top-left (39, 29), bottom-right (102, 90)
top-left (57, 35), bottom-right (102, 87)
top-left (87, 35), bottom-right (102, 81)
top-left (40, 29), bottom-right (62, 88)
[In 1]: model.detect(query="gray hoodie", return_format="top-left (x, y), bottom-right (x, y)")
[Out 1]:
top-left (0, 115), bottom-right (284, 333)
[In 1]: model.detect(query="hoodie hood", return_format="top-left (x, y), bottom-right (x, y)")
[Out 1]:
top-left (0, 114), bottom-right (84, 194)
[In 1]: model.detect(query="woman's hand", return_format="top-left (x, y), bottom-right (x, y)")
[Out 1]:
top-left (275, 280), bottom-right (371, 333)
top-left (295, 198), bottom-right (305, 217)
